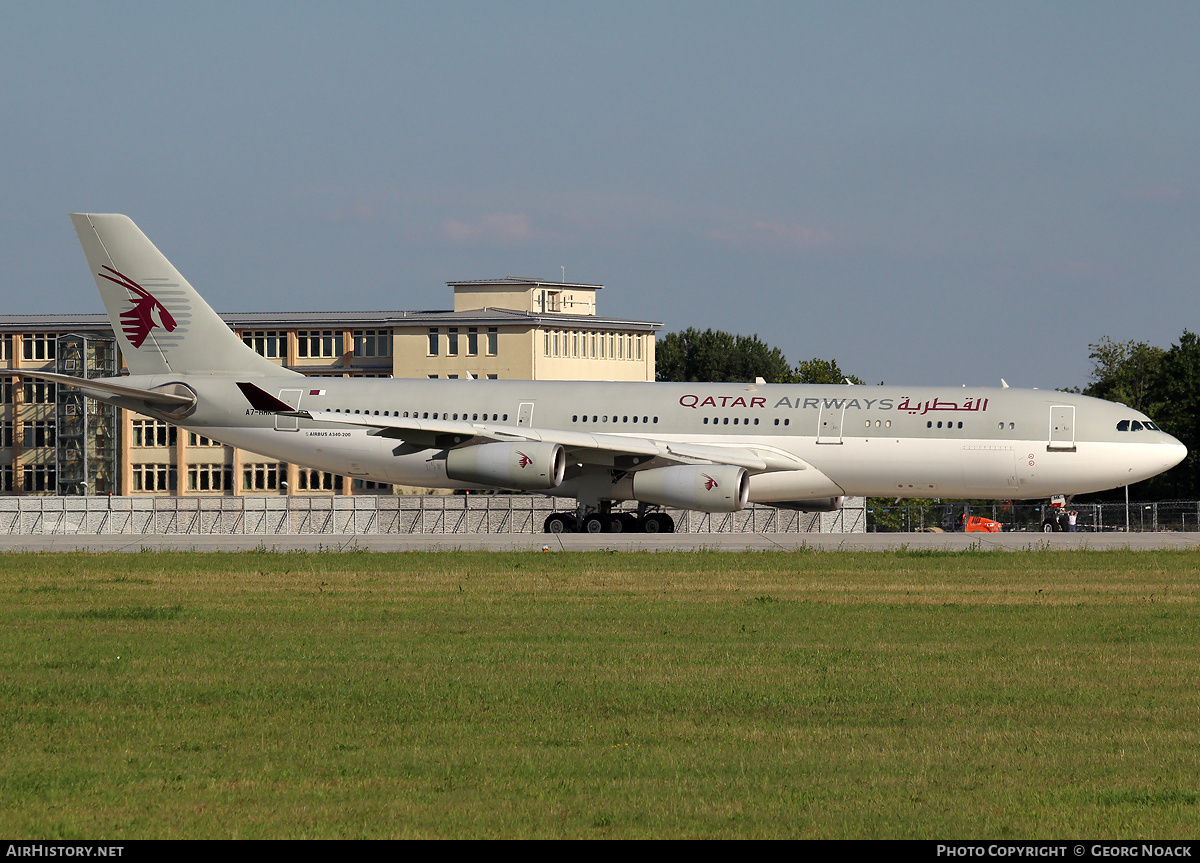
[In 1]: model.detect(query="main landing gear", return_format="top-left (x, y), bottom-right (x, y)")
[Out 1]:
top-left (543, 506), bottom-right (675, 534)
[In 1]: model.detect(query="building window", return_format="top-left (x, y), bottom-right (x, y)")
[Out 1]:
top-left (297, 469), bottom-right (338, 491)
top-left (296, 330), bottom-right (343, 359)
top-left (0, 335), bottom-right (11, 362)
top-left (21, 381), bottom-right (56, 404)
top-left (428, 328), bottom-right (439, 356)
top-left (22, 421), bottom-right (55, 448)
top-left (1, 422), bottom-right (11, 448)
top-left (243, 462), bottom-right (282, 491)
top-left (23, 334), bottom-right (57, 362)
top-left (242, 330), bottom-right (285, 359)
top-left (187, 464), bottom-right (233, 492)
top-left (466, 327), bottom-right (478, 356)
top-left (486, 327), bottom-right (498, 356)
top-left (353, 478), bottom-right (389, 491)
top-left (1, 381), bottom-right (10, 405)
top-left (353, 330), bottom-right (391, 358)
top-left (0, 465), bottom-right (11, 492)
top-left (23, 464), bottom-right (55, 492)
top-left (132, 419), bottom-right (176, 448)
top-left (188, 432), bottom-right (222, 447)
top-left (132, 464), bottom-right (175, 492)
top-left (447, 328), bottom-right (459, 356)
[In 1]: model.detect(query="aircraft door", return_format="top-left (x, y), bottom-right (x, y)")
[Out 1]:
top-left (816, 400), bottom-right (845, 444)
top-left (275, 389), bottom-right (302, 431)
top-left (1048, 405), bottom-right (1076, 451)
top-left (517, 402), bottom-right (535, 427)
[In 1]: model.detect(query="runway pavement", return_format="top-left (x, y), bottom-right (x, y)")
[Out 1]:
top-left (0, 531), bottom-right (1198, 552)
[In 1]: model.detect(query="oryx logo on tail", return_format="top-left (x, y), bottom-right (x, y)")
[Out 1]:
top-left (98, 266), bottom-right (178, 348)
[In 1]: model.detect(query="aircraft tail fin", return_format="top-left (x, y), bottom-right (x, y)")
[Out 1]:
top-left (69, 213), bottom-right (293, 378)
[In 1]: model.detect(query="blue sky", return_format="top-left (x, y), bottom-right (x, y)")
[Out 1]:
top-left (3, 1), bottom-right (1197, 388)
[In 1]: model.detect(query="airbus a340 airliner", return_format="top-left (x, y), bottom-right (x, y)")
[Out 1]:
top-left (8, 214), bottom-right (1186, 532)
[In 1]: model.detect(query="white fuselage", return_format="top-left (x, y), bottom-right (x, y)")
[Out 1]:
top-left (128, 375), bottom-right (1186, 503)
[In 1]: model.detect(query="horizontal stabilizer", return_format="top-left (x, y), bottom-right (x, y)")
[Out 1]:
top-left (1, 369), bottom-right (196, 408)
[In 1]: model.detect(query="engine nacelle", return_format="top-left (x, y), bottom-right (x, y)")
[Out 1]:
top-left (747, 468), bottom-right (843, 503)
top-left (632, 464), bottom-right (749, 512)
top-left (771, 496), bottom-right (844, 513)
top-left (445, 442), bottom-right (566, 490)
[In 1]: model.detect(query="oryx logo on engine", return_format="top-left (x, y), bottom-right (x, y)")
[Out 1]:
top-left (702, 473), bottom-right (719, 491)
top-left (98, 266), bottom-right (178, 348)
top-left (516, 451), bottom-right (533, 468)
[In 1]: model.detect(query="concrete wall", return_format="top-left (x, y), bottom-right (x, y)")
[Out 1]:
top-left (0, 495), bottom-right (865, 535)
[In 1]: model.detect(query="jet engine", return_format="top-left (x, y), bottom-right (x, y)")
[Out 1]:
top-left (445, 442), bottom-right (566, 490)
top-left (632, 464), bottom-right (749, 512)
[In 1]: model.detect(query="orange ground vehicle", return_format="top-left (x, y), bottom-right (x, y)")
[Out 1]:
top-left (963, 514), bottom-right (1002, 533)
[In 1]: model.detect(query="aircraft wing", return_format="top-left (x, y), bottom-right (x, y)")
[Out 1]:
top-left (237, 382), bottom-right (807, 474)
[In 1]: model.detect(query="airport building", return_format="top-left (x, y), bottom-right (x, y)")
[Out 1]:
top-left (0, 278), bottom-right (661, 497)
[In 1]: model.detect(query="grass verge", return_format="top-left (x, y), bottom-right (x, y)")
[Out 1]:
top-left (2, 548), bottom-right (1198, 838)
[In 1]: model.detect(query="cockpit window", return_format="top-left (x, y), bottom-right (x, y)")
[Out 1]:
top-left (1118, 419), bottom-right (1162, 431)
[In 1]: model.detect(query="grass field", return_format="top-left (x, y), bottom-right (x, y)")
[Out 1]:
top-left (2, 548), bottom-right (1199, 838)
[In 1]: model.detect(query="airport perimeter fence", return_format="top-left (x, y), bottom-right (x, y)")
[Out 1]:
top-left (866, 500), bottom-right (1200, 533)
top-left (0, 494), bottom-right (866, 536)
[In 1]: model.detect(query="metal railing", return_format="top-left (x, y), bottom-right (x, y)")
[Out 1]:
top-left (0, 494), bottom-right (866, 535)
top-left (865, 500), bottom-right (1200, 533)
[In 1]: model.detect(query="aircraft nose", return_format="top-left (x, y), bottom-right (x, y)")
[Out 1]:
top-left (1163, 437), bottom-right (1188, 471)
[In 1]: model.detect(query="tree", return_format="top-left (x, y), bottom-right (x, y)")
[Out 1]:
top-left (1078, 331), bottom-right (1199, 499)
top-left (794, 357), bottom-right (865, 386)
top-left (1082, 337), bottom-right (1165, 414)
top-left (655, 328), bottom-right (796, 383)
top-left (1145, 330), bottom-right (1200, 498)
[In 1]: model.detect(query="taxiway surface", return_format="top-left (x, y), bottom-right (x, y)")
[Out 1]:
top-left (0, 532), bottom-right (1196, 552)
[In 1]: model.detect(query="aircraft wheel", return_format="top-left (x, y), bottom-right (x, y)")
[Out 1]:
top-left (640, 512), bottom-right (672, 533)
top-left (543, 513), bottom-right (576, 534)
top-left (582, 514), bottom-right (608, 534)
top-left (1042, 521), bottom-right (1055, 533)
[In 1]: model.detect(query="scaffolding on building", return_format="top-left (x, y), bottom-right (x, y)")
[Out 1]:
top-left (54, 333), bottom-right (118, 496)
